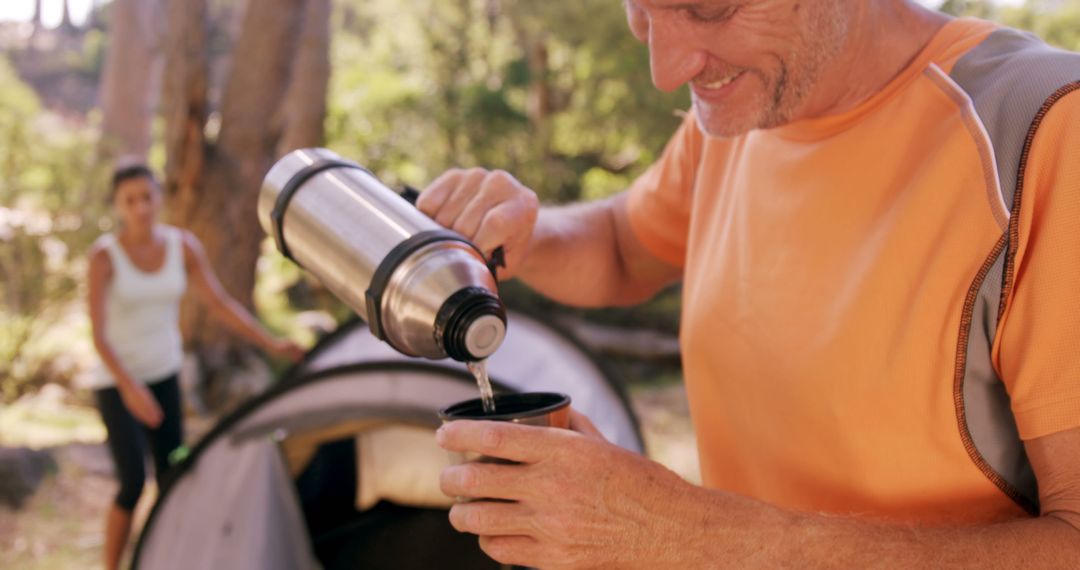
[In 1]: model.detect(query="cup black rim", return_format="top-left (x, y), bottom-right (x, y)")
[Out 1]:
top-left (438, 392), bottom-right (571, 421)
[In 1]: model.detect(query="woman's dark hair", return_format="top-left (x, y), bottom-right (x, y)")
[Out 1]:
top-left (110, 164), bottom-right (158, 201)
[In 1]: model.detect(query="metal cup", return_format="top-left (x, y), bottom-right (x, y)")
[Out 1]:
top-left (438, 392), bottom-right (571, 467)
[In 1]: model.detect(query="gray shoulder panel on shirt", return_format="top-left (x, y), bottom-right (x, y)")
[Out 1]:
top-left (950, 27), bottom-right (1080, 208)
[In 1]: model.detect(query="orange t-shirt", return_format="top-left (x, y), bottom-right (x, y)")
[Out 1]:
top-left (627, 18), bottom-right (1080, 524)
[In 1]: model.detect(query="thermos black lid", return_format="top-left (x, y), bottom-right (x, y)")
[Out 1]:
top-left (435, 287), bottom-right (507, 361)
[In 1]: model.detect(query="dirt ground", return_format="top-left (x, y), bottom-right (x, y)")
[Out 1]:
top-left (0, 444), bottom-right (127, 570)
top-left (0, 381), bottom-right (697, 569)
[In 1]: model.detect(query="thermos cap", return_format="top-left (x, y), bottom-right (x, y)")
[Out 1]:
top-left (465, 314), bottom-right (507, 360)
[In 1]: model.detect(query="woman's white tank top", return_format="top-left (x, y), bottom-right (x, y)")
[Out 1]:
top-left (90, 225), bottom-right (187, 388)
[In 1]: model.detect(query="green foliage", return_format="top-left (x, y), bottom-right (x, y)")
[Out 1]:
top-left (938, 0), bottom-right (1080, 50)
top-left (938, 0), bottom-right (998, 18)
top-left (1007, 0), bottom-right (1080, 51)
top-left (0, 57), bottom-right (110, 403)
top-left (5, 0), bottom-right (1080, 399)
top-left (326, 0), bottom-right (688, 204)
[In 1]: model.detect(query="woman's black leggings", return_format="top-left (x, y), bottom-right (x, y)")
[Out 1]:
top-left (94, 373), bottom-right (184, 512)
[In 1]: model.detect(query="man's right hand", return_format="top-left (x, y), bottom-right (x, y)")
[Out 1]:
top-left (119, 382), bottom-right (164, 428)
top-left (417, 168), bottom-right (539, 280)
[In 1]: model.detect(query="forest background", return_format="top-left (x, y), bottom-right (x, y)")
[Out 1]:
top-left (2, 0), bottom-right (1076, 407)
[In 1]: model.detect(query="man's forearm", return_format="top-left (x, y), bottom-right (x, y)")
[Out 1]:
top-left (515, 200), bottom-right (626, 307)
top-left (800, 513), bottom-right (1078, 567)
top-left (684, 488), bottom-right (1080, 567)
top-left (516, 195), bottom-right (671, 307)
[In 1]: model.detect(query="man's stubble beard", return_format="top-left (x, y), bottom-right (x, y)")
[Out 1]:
top-left (760, 0), bottom-right (850, 129)
top-left (697, 0), bottom-right (851, 137)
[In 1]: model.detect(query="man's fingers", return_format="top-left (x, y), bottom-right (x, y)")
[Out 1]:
top-left (433, 168), bottom-right (487, 229)
top-left (448, 499), bottom-right (534, 536)
top-left (451, 171), bottom-right (510, 239)
top-left (440, 462), bottom-right (527, 501)
top-left (478, 534), bottom-right (541, 568)
top-left (416, 169), bottom-right (462, 216)
top-left (472, 199), bottom-right (537, 273)
top-left (436, 420), bottom-right (563, 463)
top-left (569, 408), bottom-right (605, 440)
top-left (418, 168), bottom-right (538, 279)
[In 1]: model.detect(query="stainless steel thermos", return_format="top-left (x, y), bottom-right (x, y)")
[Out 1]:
top-left (257, 148), bottom-right (506, 361)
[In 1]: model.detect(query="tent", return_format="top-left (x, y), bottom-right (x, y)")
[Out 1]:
top-left (133, 310), bottom-right (643, 570)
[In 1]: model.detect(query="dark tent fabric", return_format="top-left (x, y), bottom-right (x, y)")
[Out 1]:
top-left (133, 310), bottom-right (643, 570)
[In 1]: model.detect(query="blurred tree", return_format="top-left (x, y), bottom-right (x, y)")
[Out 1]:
top-left (277, 0), bottom-right (332, 156)
top-left (162, 0), bottom-right (330, 409)
top-left (98, 0), bottom-right (164, 162)
top-left (31, 0), bottom-right (44, 34)
top-left (938, 0), bottom-right (997, 18)
top-left (88, 0), bottom-right (105, 29)
top-left (0, 58), bottom-right (109, 402)
top-left (325, 0), bottom-right (686, 205)
top-left (937, 0), bottom-right (1080, 50)
top-left (1004, 0), bottom-right (1080, 51)
top-left (60, 0), bottom-right (75, 31)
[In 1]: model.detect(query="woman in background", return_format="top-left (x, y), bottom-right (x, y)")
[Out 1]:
top-left (87, 164), bottom-right (304, 570)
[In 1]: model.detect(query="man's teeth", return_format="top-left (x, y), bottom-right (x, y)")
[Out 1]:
top-left (703, 74), bottom-right (738, 89)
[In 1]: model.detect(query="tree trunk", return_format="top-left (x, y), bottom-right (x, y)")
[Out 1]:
top-left (60, 0), bottom-right (74, 31)
top-left (525, 38), bottom-right (551, 126)
top-left (162, 0), bottom-right (325, 411)
top-left (32, 0), bottom-right (43, 32)
top-left (199, 0), bottom-right (306, 316)
top-left (98, 0), bottom-right (164, 162)
top-left (162, 0), bottom-right (209, 218)
top-left (277, 0), bottom-right (331, 156)
top-left (88, 0), bottom-right (100, 29)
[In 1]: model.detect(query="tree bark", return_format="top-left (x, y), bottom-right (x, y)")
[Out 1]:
top-left (277, 0), bottom-right (331, 156)
top-left (162, 0), bottom-right (209, 218)
top-left (88, 0), bottom-right (102, 29)
top-left (527, 39), bottom-right (551, 125)
top-left (31, 0), bottom-right (43, 32)
top-left (200, 0), bottom-right (306, 319)
top-left (60, 0), bottom-right (74, 30)
top-left (162, 0), bottom-right (325, 411)
top-left (98, 0), bottom-right (164, 162)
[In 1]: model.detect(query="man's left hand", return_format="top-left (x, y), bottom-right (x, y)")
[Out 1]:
top-left (436, 410), bottom-right (704, 569)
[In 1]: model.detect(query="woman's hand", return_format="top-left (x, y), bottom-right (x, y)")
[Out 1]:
top-left (119, 382), bottom-right (164, 428)
top-left (268, 338), bottom-right (306, 363)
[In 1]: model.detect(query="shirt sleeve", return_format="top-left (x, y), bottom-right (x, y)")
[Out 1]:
top-left (625, 111), bottom-right (705, 268)
top-left (996, 89), bottom-right (1080, 441)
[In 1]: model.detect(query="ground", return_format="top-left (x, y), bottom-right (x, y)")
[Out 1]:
top-left (0, 380), bottom-right (698, 569)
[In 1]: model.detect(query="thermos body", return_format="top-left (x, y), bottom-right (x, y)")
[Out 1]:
top-left (257, 148), bottom-right (506, 361)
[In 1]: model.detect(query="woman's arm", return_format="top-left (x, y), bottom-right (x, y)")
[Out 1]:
top-left (87, 245), bottom-right (164, 427)
top-left (180, 230), bottom-right (304, 361)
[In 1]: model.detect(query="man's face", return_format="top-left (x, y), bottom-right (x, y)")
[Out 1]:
top-left (625, 0), bottom-right (851, 138)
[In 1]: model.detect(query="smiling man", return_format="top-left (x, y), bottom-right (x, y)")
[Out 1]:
top-left (418, 0), bottom-right (1080, 567)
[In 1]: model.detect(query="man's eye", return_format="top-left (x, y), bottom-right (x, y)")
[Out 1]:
top-left (682, 6), bottom-right (737, 23)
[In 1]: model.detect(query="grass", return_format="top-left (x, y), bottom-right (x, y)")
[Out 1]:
top-left (0, 400), bottom-right (105, 449)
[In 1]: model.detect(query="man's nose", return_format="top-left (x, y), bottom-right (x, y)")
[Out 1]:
top-left (648, 20), bottom-right (707, 92)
